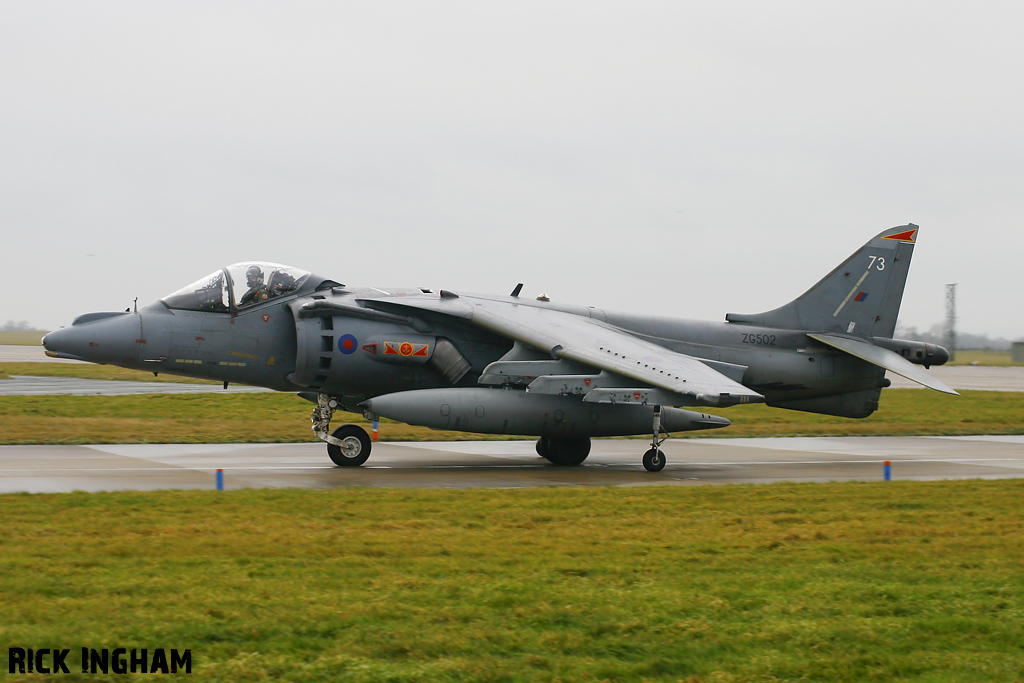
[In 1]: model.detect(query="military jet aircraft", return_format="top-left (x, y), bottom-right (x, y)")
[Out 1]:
top-left (43, 224), bottom-right (954, 472)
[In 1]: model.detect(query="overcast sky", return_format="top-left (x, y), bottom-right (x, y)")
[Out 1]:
top-left (2, 1), bottom-right (1021, 339)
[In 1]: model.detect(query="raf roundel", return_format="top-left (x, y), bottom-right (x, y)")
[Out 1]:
top-left (338, 334), bottom-right (358, 355)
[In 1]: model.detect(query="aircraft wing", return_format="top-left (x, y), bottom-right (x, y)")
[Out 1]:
top-left (364, 294), bottom-right (763, 407)
top-left (808, 333), bottom-right (959, 395)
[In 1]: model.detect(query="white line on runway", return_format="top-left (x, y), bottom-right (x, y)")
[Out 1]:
top-left (665, 458), bottom-right (1024, 467)
top-left (0, 466), bottom-right (338, 473)
top-left (3, 457), bottom-right (1022, 475)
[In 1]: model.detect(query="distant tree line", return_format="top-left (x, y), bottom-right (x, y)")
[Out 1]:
top-left (1, 320), bottom-right (41, 331)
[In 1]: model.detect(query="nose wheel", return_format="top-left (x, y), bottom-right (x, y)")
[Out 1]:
top-left (312, 393), bottom-right (372, 467)
top-left (643, 405), bottom-right (668, 472)
top-left (326, 424), bottom-right (372, 467)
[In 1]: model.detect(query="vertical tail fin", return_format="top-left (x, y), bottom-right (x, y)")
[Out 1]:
top-left (726, 224), bottom-right (918, 339)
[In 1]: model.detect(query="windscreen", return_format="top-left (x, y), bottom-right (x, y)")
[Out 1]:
top-left (161, 270), bottom-right (230, 312)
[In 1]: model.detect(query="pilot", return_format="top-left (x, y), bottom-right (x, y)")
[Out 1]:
top-left (239, 265), bottom-right (270, 306)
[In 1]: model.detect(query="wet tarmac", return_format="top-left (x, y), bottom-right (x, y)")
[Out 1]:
top-left (884, 366), bottom-right (1024, 391)
top-left (3, 346), bottom-right (1022, 494)
top-left (0, 375), bottom-right (270, 395)
top-left (3, 435), bottom-right (1023, 493)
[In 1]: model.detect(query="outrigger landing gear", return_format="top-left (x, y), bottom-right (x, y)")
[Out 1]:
top-left (311, 393), bottom-right (372, 467)
top-left (643, 405), bottom-right (668, 472)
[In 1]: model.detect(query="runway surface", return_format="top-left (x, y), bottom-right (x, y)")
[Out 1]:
top-left (3, 435), bottom-right (1023, 493)
top-left (0, 375), bottom-right (270, 395)
top-left (884, 366), bottom-right (1024, 391)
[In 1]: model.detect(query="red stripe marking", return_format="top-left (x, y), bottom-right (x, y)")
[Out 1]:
top-left (882, 229), bottom-right (917, 242)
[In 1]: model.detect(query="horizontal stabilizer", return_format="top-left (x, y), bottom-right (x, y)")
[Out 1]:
top-left (808, 333), bottom-right (959, 395)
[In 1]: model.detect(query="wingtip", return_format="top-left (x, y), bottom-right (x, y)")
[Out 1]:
top-left (928, 375), bottom-right (959, 395)
top-left (928, 380), bottom-right (959, 396)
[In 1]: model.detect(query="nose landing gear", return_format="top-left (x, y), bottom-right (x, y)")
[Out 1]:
top-left (312, 393), bottom-right (372, 467)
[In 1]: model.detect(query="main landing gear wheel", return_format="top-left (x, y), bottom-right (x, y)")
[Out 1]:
top-left (543, 437), bottom-right (591, 466)
top-left (643, 448), bottom-right (666, 472)
top-left (327, 425), bottom-right (372, 467)
top-left (536, 437), bottom-right (551, 461)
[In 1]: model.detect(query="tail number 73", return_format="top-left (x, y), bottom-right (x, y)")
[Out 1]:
top-left (868, 255), bottom-right (886, 270)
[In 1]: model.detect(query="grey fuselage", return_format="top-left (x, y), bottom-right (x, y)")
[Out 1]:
top-left (43, 278), bottom-right (904, 422)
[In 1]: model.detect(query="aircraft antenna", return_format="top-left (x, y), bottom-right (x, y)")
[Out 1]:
top-left (944, 283), bottom-right (956, 362)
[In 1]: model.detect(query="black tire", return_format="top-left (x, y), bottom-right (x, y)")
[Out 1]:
top-left (536, 437), bottom-right (552, 461)
top-left (545, 437), bottom-right (591, 466)
top-left (642, 448), bottom-right (666, 472)
top-left (327, 424), bottom-right (372, 467)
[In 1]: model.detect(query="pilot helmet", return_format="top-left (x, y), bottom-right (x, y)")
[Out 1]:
top-left (246, 265), bottom-right (263, 284)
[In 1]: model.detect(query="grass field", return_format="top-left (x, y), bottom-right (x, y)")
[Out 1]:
top-left (0, 331), bottom-right (48, 346)
top-left (0, 389), bottom-right (1020, 445)
top-left (948, 349), bottom-right (1021, 366)
top-left (1, 481), bottom-right (1022, 682)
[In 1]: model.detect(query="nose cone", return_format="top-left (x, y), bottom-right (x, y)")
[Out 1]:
top-left (41, 327), bottom-right (87, 361)
top-left (42, 312), bottom-right (142, 366)
top-left (931, 345), bottom-right (951, 366)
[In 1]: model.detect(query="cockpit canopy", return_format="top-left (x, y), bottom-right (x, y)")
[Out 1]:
top-left (162, 263), bottom-right (312, 312)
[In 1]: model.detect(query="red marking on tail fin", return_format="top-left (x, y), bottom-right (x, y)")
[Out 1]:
top-left (882, 229), bottom-right (917, 242)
